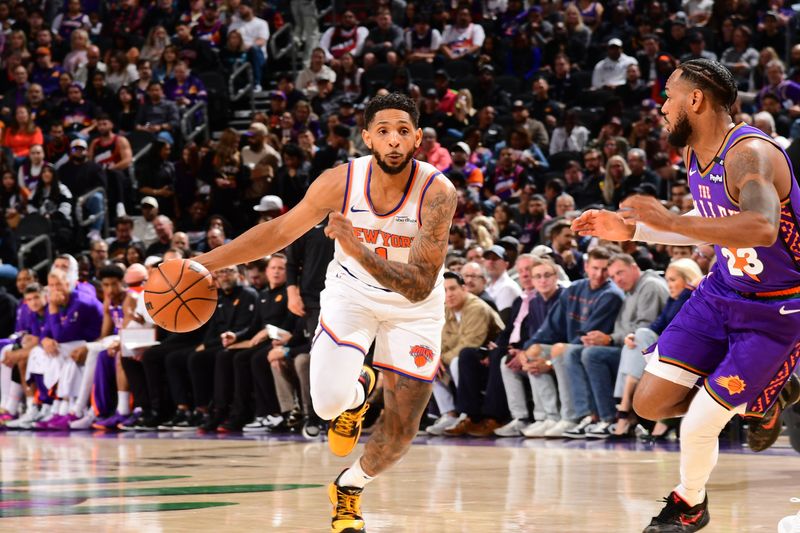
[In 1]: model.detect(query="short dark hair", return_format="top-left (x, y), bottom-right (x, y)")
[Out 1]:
top-left (550, 221), bottom-right (571, 238)
top-left (24, 282), bottom-right (43, 295)
top-left (676, 59), bottom-right (738, 112)
top-left (443, 271), bottom-right (465, 285)
top-left (98, 264), bottom-right (125, 280)
top-left (96, 112), bottom-right (112, 122)
top-left (116, 215), bottom-right (134, 227)
top-left (364, 93), bottom-right (419, 129)
top-left (245, 258), bottom-right (268, 271)
top-left (587, 246), bottom-right (612, 262)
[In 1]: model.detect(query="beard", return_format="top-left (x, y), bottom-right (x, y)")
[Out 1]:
top-left (667, 110), bottom-right (693, 148)
top-left (372, 148), bottom-right (413, 175)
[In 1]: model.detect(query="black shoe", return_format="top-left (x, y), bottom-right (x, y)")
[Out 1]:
top-left (218, 416), bottom-right (247, 433)
top-left (643, 491), bottom-right (710, 532)
top-left (134, 410), bottom-right (161, 431)
top-left (286, 408), bottom-right (304, 432)
top-left (172, 409), bottom-right (204, 431)
top-left (199, 411), bottom-right (225, 433)
top-left (747, 373), bottom-right (800, 452)
top-left (302, 415), bottom-right (325, 439)
top-left (158, 408), bottom-right (191, 431)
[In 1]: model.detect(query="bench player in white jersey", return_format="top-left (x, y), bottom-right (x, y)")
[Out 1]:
top-left (196, 93), bottom-right (456, 533)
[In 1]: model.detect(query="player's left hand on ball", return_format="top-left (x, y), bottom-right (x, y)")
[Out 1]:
top-left (619, 195), bottom-right (677, 232)
top-left (325, 212), bottom-right (360, 256)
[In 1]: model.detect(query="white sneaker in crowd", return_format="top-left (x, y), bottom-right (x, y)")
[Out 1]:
top-left (426, 413), bottom-right (465, 436)
top-left (543, 419), bottom-right (578, 438)
top-left (494, 418), bottom-right (529, 437)
top-left (523, 419), bottom-right (558, 438)
top-left (563, 415), bottom-right (596, 439)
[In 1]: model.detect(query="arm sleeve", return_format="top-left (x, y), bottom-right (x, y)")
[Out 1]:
top-left (632, 209), bottom-right (707, 245)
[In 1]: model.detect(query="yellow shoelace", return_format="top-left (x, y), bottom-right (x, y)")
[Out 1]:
top-left (335, 489), bottom-right (362, 519)
top-left (332, 403), bottom-right (369, 436)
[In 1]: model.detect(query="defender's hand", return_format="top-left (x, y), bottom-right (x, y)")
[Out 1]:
top-left (572, 209), bottom-right (635, 241)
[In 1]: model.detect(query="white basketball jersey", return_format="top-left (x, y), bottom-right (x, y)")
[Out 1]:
top-left (332, 155), bottom-right (444, 298)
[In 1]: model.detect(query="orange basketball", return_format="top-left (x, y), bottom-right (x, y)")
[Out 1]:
top-left (143, 259), bottom-right (218, 333)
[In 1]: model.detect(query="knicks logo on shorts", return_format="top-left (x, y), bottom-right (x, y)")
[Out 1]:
top-left (410, 345), bottom-right (434, 368)
top-left (715, 375), bottom-right (747, 395)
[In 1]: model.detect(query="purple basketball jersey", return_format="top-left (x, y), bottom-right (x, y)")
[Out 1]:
top-left (687, 123), bottom-right (800, 293)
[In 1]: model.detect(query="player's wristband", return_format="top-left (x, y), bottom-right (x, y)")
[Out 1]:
top-left (632, 223), bottom-right (705, 246)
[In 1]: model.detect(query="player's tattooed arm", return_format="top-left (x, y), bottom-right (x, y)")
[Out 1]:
top-left (354, 179), bottom-right (457, 302)
top-left (667, 139), bottom-right (783, 248)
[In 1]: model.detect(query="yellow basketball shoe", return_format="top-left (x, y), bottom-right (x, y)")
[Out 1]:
top-left (329, 471), bottom-right (366, 533)
top-left (328, 365), bottom-right (376, 457)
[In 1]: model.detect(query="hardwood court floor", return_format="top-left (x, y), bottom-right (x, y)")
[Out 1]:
top-left (0, 432), bottom-right (798, 532)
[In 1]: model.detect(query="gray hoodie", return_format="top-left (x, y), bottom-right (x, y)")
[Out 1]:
top-left (611, 270), bottom-right (669, 346)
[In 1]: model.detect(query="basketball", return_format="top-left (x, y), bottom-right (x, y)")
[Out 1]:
top-left (143, 259), bottom-right (218, 333)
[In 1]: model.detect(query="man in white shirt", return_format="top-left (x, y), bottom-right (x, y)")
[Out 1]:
top-left (440, 7), bottom-right (485, 60)
top-left (591, 38), bottom-right (638, 90)
top-left (482, 245), bottom-right (522, 324)
top-left (229, 0), bottom-right (270, 91)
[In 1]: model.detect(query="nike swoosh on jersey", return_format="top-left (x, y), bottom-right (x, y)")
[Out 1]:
top-left (779, 305), bottom-right (800, 315)
top-left (350, 206), bottom-right (369, 213)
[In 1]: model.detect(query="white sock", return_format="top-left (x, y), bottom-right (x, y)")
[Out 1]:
top-left (348, 384), bottom-right (366, 411)
top-left (0, 362), bottom-right (11, 409)
top-left (337, 458), bottom-right (374, 489)
top-left (6, 383), bottom-right (22, 415)
top-left (677, 386), bottom-right (744, 506)
top-left (26, 396), bottom-right (34, 410)
top-left (58, 400), bottom-right (70, 416)
top-left (117, 392), bottom-right (131, 415)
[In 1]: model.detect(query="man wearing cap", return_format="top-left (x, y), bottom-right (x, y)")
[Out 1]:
top-left (414, 128), bottom-right (451, 172)
top-left (510, 100), bottom-right (548, 151)
top-left (440, 6), bottom-right (485, 60)
top-left (433, 70), bottom-right (458, 114)
top-left (473, 64), bottom-right (511, 112)
top-left (443, 141), bottom-right (483, 193)
top-left (58, 138), bottom-right (107, 238)
top-left (482, 245), bottom-right (522, 324)
top-left (296, 47), bottom-right (337, 98)
top-left (242, 122), bottom-right (282, 170)
top-left (133, 197), bottom-right (160, 247)
top-left (680, 31), bottom-right (717, 63)
top-left (664, 12), bottom-right (690, 58)
top-left (192, 1), bottom-right (226, 50)
top-left (591, 38), bottom-right (638, 90)
top-left (253, 195), bottom-right (283, 223)
top-left (30, 47), bottom-right (63, 96)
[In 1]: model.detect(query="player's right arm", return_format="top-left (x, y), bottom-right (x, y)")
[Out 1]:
top-left (195, 165), bottom-right (346, 272)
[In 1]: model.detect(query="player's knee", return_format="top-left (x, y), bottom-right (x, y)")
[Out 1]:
top-left (632, 389), bottom-right (664, 420)
top-left (311, 386), bottom-right (351, 421)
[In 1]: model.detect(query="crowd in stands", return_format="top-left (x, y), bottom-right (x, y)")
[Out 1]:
top-left (0, 0), bottom-right (799, 441)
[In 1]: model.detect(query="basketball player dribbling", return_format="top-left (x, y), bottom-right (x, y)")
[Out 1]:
top-left (572, 59), bottom-right (800, 532)
top-left (196, 93), bottom-right (456, 532)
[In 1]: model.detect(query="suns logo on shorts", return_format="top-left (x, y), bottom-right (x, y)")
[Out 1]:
top-left (715, 375), bottom-right (747, 395)
top-left (410, 345), bottom-right (434, 368)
